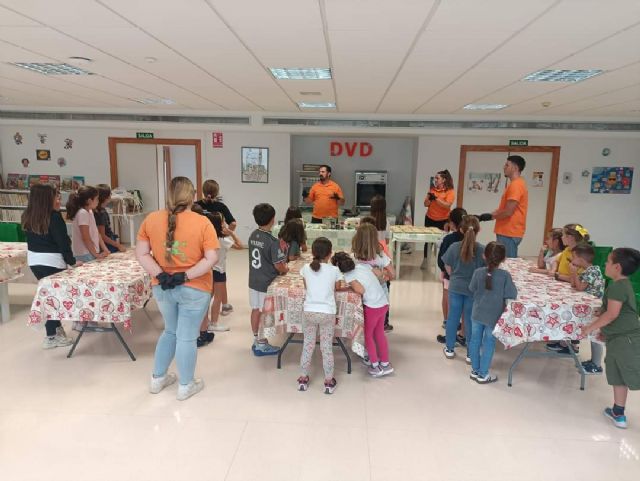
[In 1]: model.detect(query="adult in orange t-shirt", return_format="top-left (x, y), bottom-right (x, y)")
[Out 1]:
top-left (422, 170), bottom-right (455, 267)
top-left (136, 176), bottom-right (220, 401)
top-left (304, 165), bottom-right (345, 223)
top-left (492, 155), bottom-right (529, 258)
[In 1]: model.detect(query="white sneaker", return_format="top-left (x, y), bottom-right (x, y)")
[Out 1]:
top-left (56, 326), bottom-right (68, 338)
top-left (420, 259), bottom-right (429, 270)
top-left (149, 373), bottom-right (177, 394)
top-left (42, 335), bottom-right (73, 349)
top-left (220, 304), bottom-right (234, 316)
top-left (177, 379), bottom-right (204, 401)
top-left (208, 323), bottom-right (230, 332)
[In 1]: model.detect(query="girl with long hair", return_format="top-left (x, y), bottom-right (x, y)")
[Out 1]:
top-left (94, 184), bottom-right (126, 253)
top-left (66, 185), bottom-right (109, 262)
top-left (422, 170), bottom-right (455, 269)
top-left (136, 177), bottom-right (219, 401)
top-left (441, 215), bottom-right (485, 361)
top-left (22, 183), bottom-right (79, 349)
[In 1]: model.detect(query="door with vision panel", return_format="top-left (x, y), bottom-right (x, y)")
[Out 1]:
top-left (461, 151), bottom-right (552, 257)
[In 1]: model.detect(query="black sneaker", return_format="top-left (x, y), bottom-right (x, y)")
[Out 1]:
top-left (384, 323), bottom-right (394, 332)
top-left (436, 334), bottom-right (446, 344)
top-left (204, 331), bottom-right (215, 343)
top-left (456, 335), bottom-right (466, 347)
top-left (545, 342), bottom-right (563, 351)
top-left (581, 361), bottom-right (603, 374)
top-left (557, 345), bottom-right (579, 355)
top-left (196, 332), bottom-right (211, 348)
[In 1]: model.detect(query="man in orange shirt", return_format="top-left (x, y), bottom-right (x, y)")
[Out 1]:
top-left (492, 155), bottom-right (528, 258)
top-left (304, 165), bottom-right (345, 223)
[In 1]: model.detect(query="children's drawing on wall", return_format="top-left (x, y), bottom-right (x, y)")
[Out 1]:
top-left (532, 171), bottom-right (544, 187)
top-left (37, 133), bottom-right (47, 144)
top-left (21, 158), bottom-right (29, 168)
top-left (467, 172), bottom-right (501, 193)
top-left (57, 157), bottom-right (67, 168)
top-left (64, 138), bottom-right (73, 149)
top-left (241, 147), bottom-right (269, 183)
top-left (13, 132), bottom-right (23, 145)
top-left (590, 166), bottom-right (633, 194)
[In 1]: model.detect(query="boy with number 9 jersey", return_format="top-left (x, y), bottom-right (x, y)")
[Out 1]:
top-left (248, 203), bottom-right (288, 356)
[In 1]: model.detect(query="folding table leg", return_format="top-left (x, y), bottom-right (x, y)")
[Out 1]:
top-left (277, 333), bottom-right (295, 369)
top-left (508, 343), bottom-right (530, 387)
top-left (334, 337), bottom-right (352, 374)
top-left (566, 343), bottom-right (586, 391)
top-left (67, 326), bottom-right (85, 358)
top-left (111, 323), bottom-right (136, 361)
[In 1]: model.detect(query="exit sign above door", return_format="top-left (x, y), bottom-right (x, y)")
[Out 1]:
top-left (136, 132), bottom-right (154, 139)
top-left (509, 139), bottom-right (528, 146)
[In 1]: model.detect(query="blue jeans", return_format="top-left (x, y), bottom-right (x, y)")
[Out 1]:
top-left (469, 320), bottom-right (497, 377)
top-left (152, 285), bottom-right (211, 385)
top-left (446, 291), bottom-right (473, 352)
top-left (496, 235), bottom-right (522, 258)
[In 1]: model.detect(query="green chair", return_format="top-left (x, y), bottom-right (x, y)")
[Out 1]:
top-left (0, 222), bottom-right (21, 242)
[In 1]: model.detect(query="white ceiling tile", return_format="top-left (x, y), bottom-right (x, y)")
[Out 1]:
top-left (0, 0), bottom-right (130, 27)
top-left (0, 5), bottom-right (39, 26)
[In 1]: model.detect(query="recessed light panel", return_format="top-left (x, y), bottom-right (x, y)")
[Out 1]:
top-left (270, 68), bottom-right (332, 80)
top-left (463, 103), bottom-right (508, 110)
top-left (298, 101), bottom-right (336, 108)
top-left (522, 69), bottom-right (603, 82)
top-left (132, 98), bottom-right (176, 105)
top-left (10, 62), bottom-right (93, 75)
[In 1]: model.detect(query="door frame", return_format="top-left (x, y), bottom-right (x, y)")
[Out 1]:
top-left (108, 137), bottom-right (203, 198)
top-left (457, 145), bottom-right (560, 242)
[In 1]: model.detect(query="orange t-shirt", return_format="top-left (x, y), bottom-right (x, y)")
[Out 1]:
top-left (494, 177), bottom-right (528, 238)
top-left (308, 180), bottom-right (344, 219)
top-left (426, 188), bottom-right (455, 222)
top-left (137, 210), bottom-right (219, 293)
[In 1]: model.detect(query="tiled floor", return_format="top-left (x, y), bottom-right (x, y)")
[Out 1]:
top-left (1, 249), bottom-right (638, 481)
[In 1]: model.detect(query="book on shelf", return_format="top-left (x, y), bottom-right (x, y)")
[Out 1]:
top-left (0, 209), bottom-right (23, 222)
top-left (0, 191), bottom-right (29, 206)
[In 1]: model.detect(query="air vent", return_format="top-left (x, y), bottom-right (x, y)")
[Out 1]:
top-left (262, 117), bottom-right (640, 132)
top-left (0, 111), bottom-right (250, 125)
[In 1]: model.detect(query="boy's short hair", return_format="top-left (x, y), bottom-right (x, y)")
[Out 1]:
top-left (507, 155), bottom-right (526, 173)
top-left (253, 203), bottom-right (275, 226)
top-left (572, 243), bottom-right (595, 264)
top-left (611, 247), bottom-right (640, 276)
top-left (202, 179), bottom-right (220, 199)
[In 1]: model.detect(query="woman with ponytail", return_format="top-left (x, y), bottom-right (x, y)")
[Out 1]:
top-left (136, 177), bottom-right (219, 401)
top-left (196, 179), bottom-right (237, 231)
top-left (298, 237), bottom-right (341, 394)
top-left (468, 242), bottom-right (517, 384)
top-left (441, 215), bottom-right (485, 361)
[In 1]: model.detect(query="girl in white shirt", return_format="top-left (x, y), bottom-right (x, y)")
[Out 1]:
top-left (298, 237), bottom-right (342, 394)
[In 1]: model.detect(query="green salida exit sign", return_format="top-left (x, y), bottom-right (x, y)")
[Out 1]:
top-left (509, 139), bottom-right (528, 146)
top-left (136, 132), bottom-right (154, 139)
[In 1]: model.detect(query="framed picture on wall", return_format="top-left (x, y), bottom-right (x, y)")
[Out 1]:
top-left (241, 147), bottom-right (269, 183)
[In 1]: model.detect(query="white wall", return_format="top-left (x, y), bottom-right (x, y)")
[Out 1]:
top-left (415, 135), bottom-right (640, 249)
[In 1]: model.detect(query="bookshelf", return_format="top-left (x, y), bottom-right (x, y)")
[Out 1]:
top-left (0, 189), bottom-right (69, 223)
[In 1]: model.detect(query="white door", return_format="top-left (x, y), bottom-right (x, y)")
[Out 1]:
top-left (167, 145), bottom-right (197, 188)
top-left (462, 151), bottom-right (552, 257)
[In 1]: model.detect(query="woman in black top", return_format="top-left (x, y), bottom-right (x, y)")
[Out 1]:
top-left (22, 184), bottom-right (79, 349)
top-left (195, 179), bottom-right (236, 231)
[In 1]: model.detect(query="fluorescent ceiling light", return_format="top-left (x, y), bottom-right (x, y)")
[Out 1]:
top-left (522, 69), bottom-right (603, 82)
top-left (463, 103), bottom-right (508, 110)
top-left (10, 62), bottom-right (93, 75)
top-left (298, 101), bottom-right (336, 108)
top-left (132, 98), bottom-right (176, 105)
top-left (270, 68), bottom-right (331, 80)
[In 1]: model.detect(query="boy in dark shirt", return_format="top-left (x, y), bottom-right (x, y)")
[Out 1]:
top-left (196, 179), bottom-right (236, 231)
top-left (248, 203), bottom-right (288, 356)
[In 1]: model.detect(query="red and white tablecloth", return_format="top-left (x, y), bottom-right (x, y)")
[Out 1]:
top-left (0, 242), bottom-right (27, 283)
top-left (494, 258), bottom-right (602, 349)
top-left (261, 256), bottom-right (366, 356)
top-left (28, 251), bottom-right (152, 329)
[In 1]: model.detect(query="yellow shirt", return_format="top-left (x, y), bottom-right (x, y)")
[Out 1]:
top-left (556, 247), bottom-right (584, 276)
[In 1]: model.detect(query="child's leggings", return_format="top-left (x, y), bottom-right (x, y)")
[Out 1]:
top-left (364, 305), bottom-right (390, 364)
top-left (300, 312), bottom-right (335, 380)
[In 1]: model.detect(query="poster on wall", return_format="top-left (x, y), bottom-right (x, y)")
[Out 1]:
top-left (467, 172), bottom-right (501, 193)
top-left (241, 147), bottom-right (269, 183)
top-left (6, 174), bottom-right (28, 190)
top-left (61, 176), bottom-right (85, 192)
top-left (532, 171), bottom-right (544, 187)
top-left (29, 175), bottom-right (60, 189)
top-left (590, 166), bottom-right (633, 194)
top-left (36, 149), bottom-right (51, 161)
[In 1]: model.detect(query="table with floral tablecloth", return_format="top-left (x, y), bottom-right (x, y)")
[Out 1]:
top-left (28, 251), bottom-right (151, 359)
top-left (0, 242), bottom-right (27, 322)
top-left (388, 226), bottom-right (445, 278)
top-left (494, 258), bottom-right (602, 389)
top-left (262, 255), bottom-right (366, 363)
